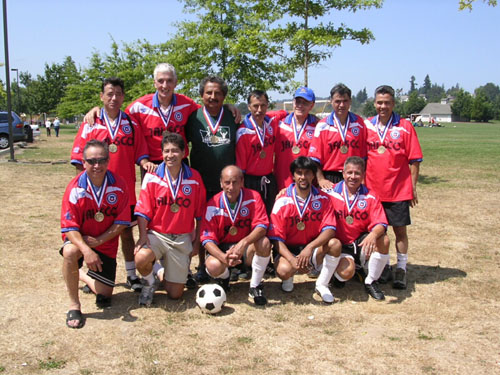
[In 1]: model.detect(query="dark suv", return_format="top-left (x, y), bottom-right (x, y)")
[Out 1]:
top-left (0, 111), bottom-right (26, 149)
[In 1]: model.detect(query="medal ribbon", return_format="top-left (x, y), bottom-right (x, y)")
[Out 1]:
top-left (87, 174), bottom-right (108, 211)
top-left (342, 181), bottom-right (360, 215)
top-left (101, 109), bottom-right (122, 143)
top-left (157, 102), bottom-right (174, 130)
top-left (292, 185), bottom-right (312, 221)
top-left (376, 114), bottom-right (393, 145)
top-left (331, 112), bottom-right (350, 144)
top-left (292, 115), bottom-right (308, 145)
top-left (247, 115), bottom-right (267, 149)
top-left (222, 191), bottom-right (243, 226)
top-left (202, 106), bottom-right (224, 135)
top-left (164, 164), bottom-right (183, 203)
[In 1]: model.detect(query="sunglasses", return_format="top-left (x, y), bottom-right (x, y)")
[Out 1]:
top-left (84, 157), bottom-right (109, 165)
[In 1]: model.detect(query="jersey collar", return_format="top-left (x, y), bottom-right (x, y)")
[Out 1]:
top-left (152, 92), bottom-right (177, 109)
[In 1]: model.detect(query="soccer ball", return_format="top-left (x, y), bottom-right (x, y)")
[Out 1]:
top-left (196, 284), bottom-right (226, 314)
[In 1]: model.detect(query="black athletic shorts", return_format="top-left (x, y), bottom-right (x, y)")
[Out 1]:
top-left (129, 205), bottom-right (137, 224)
top-left (60, 241), bottom-right (117, 287)
top-left (244, 173), bottom-right (277, 215)
top-left (323, 170), bottom-right (343, 184)
top-left (382, 200), bottom-right (411, 227)
top-left (341, 232), bottom-right (369, 266)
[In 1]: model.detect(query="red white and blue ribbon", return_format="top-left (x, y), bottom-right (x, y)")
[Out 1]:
top-left (87, 175), bottom-right (108, 211)
top-left (292, 185), bottom-right (312, 221)
top-left (292, 115), bottom-right (308, 144)
top-left (101, 109), bottom-right (122, 143)
top-left (248, 115), bottom-right (267, 149)
top-left (202, 106), bottom-right (224, 136)
top-left (376, 114), bottom-right (393, 144)
top-left (164, 164), bottom-right (183, 202)
top-left (342, 181), bottom-right (360, 215)
top-left (157, 103), bottom-right (174, 129)
top-left (222, 190), bottom-right (243, 226)
top-left (332, 112), bottom-right (350, 144)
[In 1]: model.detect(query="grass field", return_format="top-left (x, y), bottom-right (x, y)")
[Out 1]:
top-left (0, 122), bottom-right (499, 374)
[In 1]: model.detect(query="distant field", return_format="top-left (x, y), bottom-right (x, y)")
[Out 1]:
top-left (0, 121), bottom-right (499, 374)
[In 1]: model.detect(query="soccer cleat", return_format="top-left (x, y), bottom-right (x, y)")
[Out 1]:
top-left (330, 277), bottom-right (346, 289)
top-left (229, 267), bottom-right (240, 281)
top-left (315, 285), bottom-right (334, 304)
top-left (185, 273), bottom-right (197, 289)
top-left (138, 280), bottom-right (159, 307)
top-left (82, 284), bottom-right (93, 294)
top-left (126, 276), bottom-right (144, 292)
top-left (264, 263), bottom-right (275, 278)
top-left (249, 287), bottom-right (267, 306)
top-left (364, 281), bottom-right (385, 300)
top-left (216, 277), bottom-right (230, 293)
top-left (307, 268), bottom-right (320, 279)
top-left (96, 294), bottom-right (112, 308)
top-left (238, 269), bottom-right (252, 280)
top-left (195, 267), bottom-right (211, 284)
top-left (378, 264), bottom-right (393, 284)
top-left (281, 277), bottom-right (294, 292)
top-left (393, 268), bottom-right (407, 289)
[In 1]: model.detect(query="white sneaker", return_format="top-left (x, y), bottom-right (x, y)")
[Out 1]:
top-left (315, 284), bottom-right (334, 304)
top-left (138, 278), bottom-right (159, 307)
top-left (281, 277), bottom-right (294, 292)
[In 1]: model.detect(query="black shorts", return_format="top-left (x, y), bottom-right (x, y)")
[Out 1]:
top-left (341, 233), bottom-right (369, 266)
top-left (273, 243), bottom-right (316, 269)
top-left (323, 171), bottom-right (343, 184)
top-left (129, 205), bottom-right (137, 224)
top-left (244, 173), bottom-right (277, 215)
top-left (60, 242), bottom-right (117, 287)
top-left (382, 200), bottom-right (411, 227)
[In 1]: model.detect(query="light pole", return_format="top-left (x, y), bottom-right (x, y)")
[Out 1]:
top-left (11, 67), bottom-right (19, 113)
top-left (3, 0), bottom-right (16, 161)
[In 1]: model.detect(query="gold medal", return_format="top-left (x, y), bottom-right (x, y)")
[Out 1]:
top-left (377, 145), bottom-right (386, 154)
top-left (229, 226), bottom-right (238, 236)
top-left (292, 146), bottom-right (300, 155)
top-left (210, 135), bottom-right (219, 144)
top-left (109, 143), bottom-right (118, 153)
top-left (94, 211), bottom-right (105, 222)
top-left (296, 221), bottom-right (305, 231)
top-left (346, 215), bottom-right (354, 225)
top-left (340, 145), bottom-right (348, 154)
top-left (170, 203), bottom-right (180, 213)
top-left (259, 150), bottom-right (266, 159)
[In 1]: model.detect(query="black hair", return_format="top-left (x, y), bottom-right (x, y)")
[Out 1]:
top-left (199, 76), bottom-right (228, 97)
top-left (290, 156), bottom-right (317, 176)
top-left (161, 131), bottom-right (185, 152)
top-left (330, 83), bottom-right (351, 99)
top-left (101, 77), bottom-right (124, 93)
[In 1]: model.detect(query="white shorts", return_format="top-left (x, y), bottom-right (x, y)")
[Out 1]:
top-left (148, 230), bottom-right (192, 284)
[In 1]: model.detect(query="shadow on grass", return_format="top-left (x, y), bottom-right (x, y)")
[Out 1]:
top-left (418, 174), bottom-right (448, 185)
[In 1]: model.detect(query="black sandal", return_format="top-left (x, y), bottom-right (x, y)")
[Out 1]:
top-left (66, 309), bottom-right (85, 329)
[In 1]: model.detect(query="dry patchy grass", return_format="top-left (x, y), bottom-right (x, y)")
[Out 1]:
top-left (0, 129), bottom-right (499, 374)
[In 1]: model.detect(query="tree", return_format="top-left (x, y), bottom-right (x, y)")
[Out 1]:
top-left (459, 0), bottom-right (497, 11)
top-left (351, 87), bottom-right (368, 114)
top-left (427, 83), bottom-right (446, 103)
top-left (475, 82), bottom-right (500, 102)
top-left (404, 91), bottom-right (426, 116)
top-left (421, 74), bottom-right (431, 97)
top-left (274, 0), bottom-right (382, 86)
top-left (451, 89), bottom-right (473, 121)
top-left (361, 100), bottom-right (377, 117)
top-left (470, 90), bottom-right (493, 122)
top-left (409, 75), bottom-right (417, 93)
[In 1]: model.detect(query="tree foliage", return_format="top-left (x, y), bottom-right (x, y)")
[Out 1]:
top-left (459, 0), bottom-right (497, 11)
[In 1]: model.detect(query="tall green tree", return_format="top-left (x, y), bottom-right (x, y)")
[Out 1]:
top-left (274, 0), bottom-right (382, 86)
top-left (475, 82), bottom-right (500, 102)
top-left (404, 91), bottom-right (426, 116)
top-left (451, 89), bottom-right (473, 121)
top-left (470, 90), bottom-right (493, 122)
top-left (421, 74), bottom-right (431, 97)
top-left (409, 75), bottom-right (417, 93)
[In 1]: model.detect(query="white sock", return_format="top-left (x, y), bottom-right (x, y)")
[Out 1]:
top-left (143, 271), bottom-right (155, 286)
top-left (125, 261), bottom-right (137, 278)
top-left (206, 267), bottom-right (229, 279)
top-left (397, 252), bottom-right (408, 270)
top-left (250, 255), bottom-right (270, 288)
top-left (316, 255), bottom-right (340, 288)
top-left (333, 271), bottom-right (348, 282)
top-left (365, 252), bottom-right (390, 284)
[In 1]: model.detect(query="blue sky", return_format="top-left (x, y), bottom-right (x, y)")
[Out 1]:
top-left (2, 0), bottom-right (499, 100)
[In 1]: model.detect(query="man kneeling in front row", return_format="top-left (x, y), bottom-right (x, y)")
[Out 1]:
top-left (200, 165), bottom-right (271, 306)
top-left (323, 156), bottom-right (390, 300)
top-left (269, 156), bottom-right (340, 303)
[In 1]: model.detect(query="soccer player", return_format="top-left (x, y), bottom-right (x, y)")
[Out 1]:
top-left (134, 132), bottom-right (206, 306)
top-left (61, 140), bottom-right (130, 328)
top-left (269, 156), bottom-right (340, 303)
top-left (364, 85), bottom-right (423, 289)
top-left (236, 90), bottom-right (278, 214)
top-left (272, 87), bottom-right (318, 191)
top-left (71, 77), bottom-right (155, 292)
top-left (200, 165), bottom-right (271, 306)
top-left (323, 156), bottom-right (390, 300)
top-left (308, 83), bottom-right (367, 189)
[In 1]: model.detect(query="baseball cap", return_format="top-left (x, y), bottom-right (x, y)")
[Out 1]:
top-left (294, 87), bottom-right (315, 102)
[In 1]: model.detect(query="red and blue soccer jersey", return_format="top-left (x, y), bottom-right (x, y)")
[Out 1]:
top-left (61, 171), bottom-right (130, 258)
top-left (135, 163), bottom-right (206, 235)
top-left (273, 112), bottom-right (318, 190)
top-left (364, 113), bottom-right (423, 202)
top-left (71, 110), bottom-right (149, 205)
top-left (201, 188), bottom-right (269, 246)
top-left (236, 114), bottom-right (279, 176)
top-left (323, 181), bottom-right (387, 245)
top-left (126, 92), bottom-right (200, 162)
top-left (268, 184), bottom-right (336, 247)
top-left (308, 112), bottom-right (367, 172)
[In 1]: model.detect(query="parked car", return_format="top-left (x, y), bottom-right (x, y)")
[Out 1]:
top-left (0, 111), bottom-right (26, 149)
top-left (24, 121), bottom-right (41, 139)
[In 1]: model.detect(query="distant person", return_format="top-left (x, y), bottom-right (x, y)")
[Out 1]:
top-left (60, 140), bottom-right (130, 328)
top-left (45, 119), bottom-right (51, 137)
top-left (364, 85), bottom-right (423, 289)
top-left (53, 117), bottom-right (61, 137)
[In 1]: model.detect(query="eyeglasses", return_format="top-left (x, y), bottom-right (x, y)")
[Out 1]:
top-left (84, 157), bottom-right (109, 165)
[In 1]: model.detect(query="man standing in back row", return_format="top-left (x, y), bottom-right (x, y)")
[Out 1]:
top-left (364, 85), bottom-right (423, 289)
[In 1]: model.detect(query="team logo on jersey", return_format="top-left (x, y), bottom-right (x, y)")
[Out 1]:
top-left (240, 206), bottom-right (250, 217)
top-left (174, 112), bottom-right (183, 122)
top-left (182, 184), bottom-right (192, 196)
top-left (64, 210), bottom-right (72, 220)
top-left (106, 193), bottom-right (118, 205)
top-left (390, 129), bottom-right (400, 139)
top-left (122, 124), bottom-right (132, 135)
top-left (311, 200), bottom-right (322, 211)
top-left (306, 130), bottom-right (314, 139)
top-left (267, 125), bottom-right (274, 136)
top-left (351, 127), bottom-right (360, 137)
top-left (357, 200), bottom-right (367, 209)
top-left (140, 107), bottom-right (147, 113)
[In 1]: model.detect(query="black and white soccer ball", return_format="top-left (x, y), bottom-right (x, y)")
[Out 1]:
top-left (196, 284), bottom-right (226, 314)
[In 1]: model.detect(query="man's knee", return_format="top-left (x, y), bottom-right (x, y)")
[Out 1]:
top-left (62, 244), bottom-right (82, 263)
top-left (276, 258), bottom-right (294, 280)
top-left (336, 257), bottom-right (355, 280)
top-left (327, 238), bottom-right (342, 257)
top-left (255, 236), bottom-right (271, 256)
top-left (205, 256), bottom-right (225, 276)
top-left (377, 235), bottom-right (390, 254)
top-left (166, 283), bottom-right (184, 300)
top-left (135, 247), bottom-right (155, 268)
